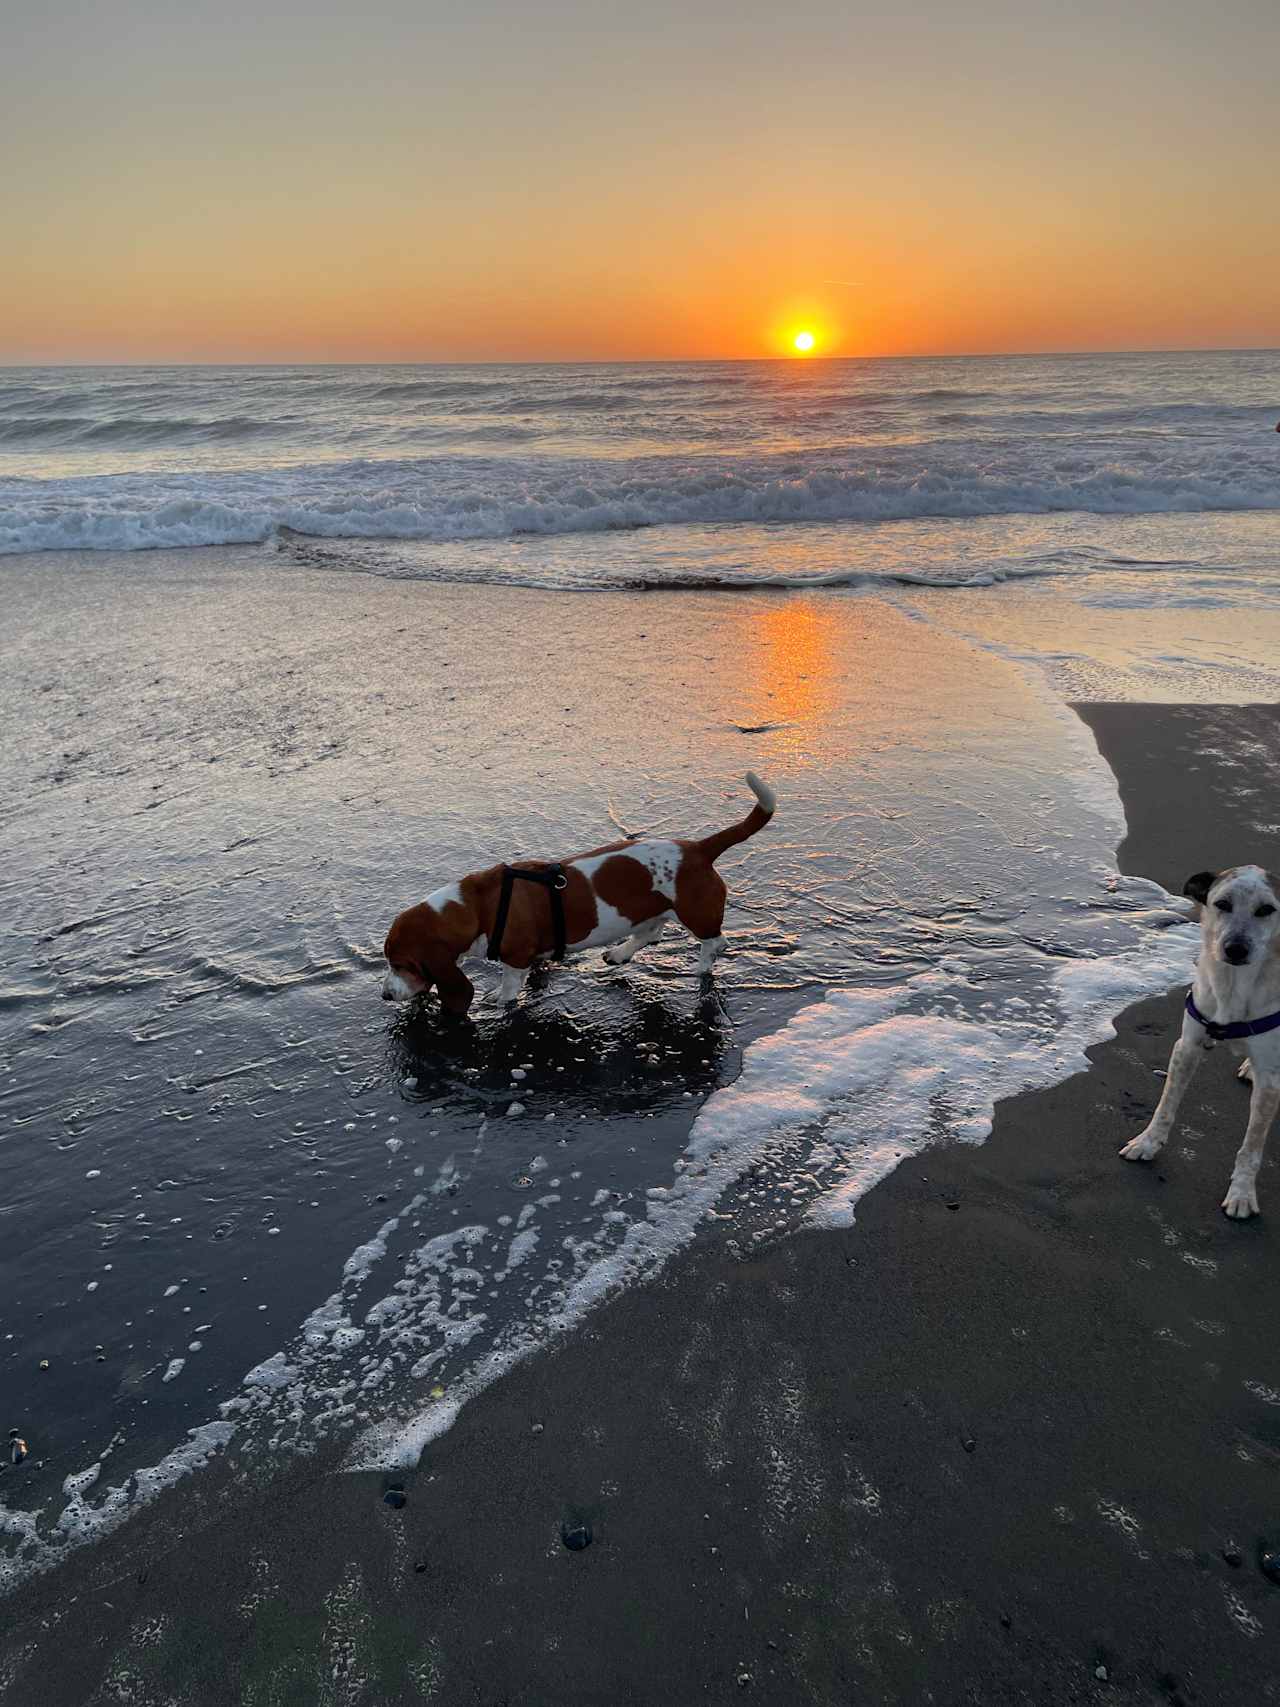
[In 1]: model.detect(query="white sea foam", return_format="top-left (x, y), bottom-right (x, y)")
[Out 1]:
top-left (3, 452), bottom-right (1278, 557)
top-left (350, 900), bottom-right (1195, 1470)
top-left (0, 872), bottom-right (1196, 1571)
top-left (0, 1423), bottom-right (235, 1595)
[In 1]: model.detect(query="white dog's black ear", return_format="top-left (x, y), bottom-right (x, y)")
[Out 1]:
top-left (1182, 871), bottom-right (1217, 905)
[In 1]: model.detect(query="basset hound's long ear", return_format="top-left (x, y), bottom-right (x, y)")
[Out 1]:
top-left (1182, 871), bottom-right (1217, 906)
top-left (420, 944), bottom-right (475, 1015)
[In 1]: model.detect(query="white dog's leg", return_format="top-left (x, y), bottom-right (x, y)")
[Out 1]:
top-left (497, 965), bottom-right (529, 1007)
top-left (1120, 1020), bottom-right (1205, 1162)
top-left (603, 916), bottom-right (666, 966)
top-left (1222, 1074), bottom-right (1280, 1219)
top-left (695, 934), bottom-right (727, 975)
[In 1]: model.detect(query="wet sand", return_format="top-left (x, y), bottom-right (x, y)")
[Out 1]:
top-left (3, 701), bottom-right (1279, 1704)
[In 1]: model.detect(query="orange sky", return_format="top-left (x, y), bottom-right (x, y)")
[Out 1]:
top-left (3, 0), bottom-right (1277, 363)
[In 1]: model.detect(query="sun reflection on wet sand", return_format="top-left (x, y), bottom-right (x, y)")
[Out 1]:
top-left (742, 599), bottom-right (840, 756)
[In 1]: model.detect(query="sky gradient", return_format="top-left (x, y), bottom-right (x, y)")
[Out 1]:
top-left (4, 0), bottom-right (1277, 362)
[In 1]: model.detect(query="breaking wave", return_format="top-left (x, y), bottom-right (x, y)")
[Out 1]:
top-left (3, 451), bottom-right (1278, 556)
top-left (4, 350), bottom-right (1277, 556)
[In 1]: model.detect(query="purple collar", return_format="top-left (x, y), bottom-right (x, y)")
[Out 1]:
top-left (1185, 988), bottom-right (1280, 1042)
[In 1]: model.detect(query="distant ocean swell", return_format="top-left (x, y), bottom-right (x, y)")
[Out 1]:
top-left (0, 416), bottom-right (546, 451)
top-left (2, 453), bottom-right (1278, 555)
top-left (0, 415), bottom-right (288, 447)
top-left (2, 398), bottom-right (1273, 439)
top-left (0, 377), bottom-right (986, 417)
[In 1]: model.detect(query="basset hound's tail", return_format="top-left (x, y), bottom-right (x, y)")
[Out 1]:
top-left (697, 772), bottom-right (777, 864)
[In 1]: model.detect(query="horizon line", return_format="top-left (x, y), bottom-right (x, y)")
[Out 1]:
top-left (2, 344), bottom-right (1279, 371)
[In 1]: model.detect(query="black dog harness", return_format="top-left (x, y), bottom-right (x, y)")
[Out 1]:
top-left (1185, 988), bottom-right (1280, 1043)
top-left (487, 863), bottom-right (569, 964)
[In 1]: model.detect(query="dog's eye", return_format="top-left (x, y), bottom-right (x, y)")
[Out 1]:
top-left (1214, 898), bottom-right (1233, 913)
top-left (1257, 904), bottom-right (1276, 918)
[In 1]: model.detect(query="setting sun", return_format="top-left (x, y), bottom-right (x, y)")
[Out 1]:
top-left (793, 330), bottom-right (817, 353)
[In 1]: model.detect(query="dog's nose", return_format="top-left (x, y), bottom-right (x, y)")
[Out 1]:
top-left (381, 987), bottom-right (396, 1002)
top-left (1223, 939), bottom-right (1250, 965)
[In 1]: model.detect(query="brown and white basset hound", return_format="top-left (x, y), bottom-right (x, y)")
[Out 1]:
top-left (382, 773), bottom-right (776, 1013)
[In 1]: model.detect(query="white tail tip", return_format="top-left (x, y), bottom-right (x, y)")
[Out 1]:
top-left (745, 771), bottom-right (777, 815)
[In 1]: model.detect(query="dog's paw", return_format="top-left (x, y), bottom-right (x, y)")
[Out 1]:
top-left (602, 945), bottom-right (630, 966)
top-left (1222, 1181), bottom-right (1260, 1218)
top-left (1120, 1132), bottom-right (1163, 1163)
top-left (1238, 1058), bottom-right (1254, 1084)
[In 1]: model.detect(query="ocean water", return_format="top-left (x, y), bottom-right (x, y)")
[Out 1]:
top-left (2, 352), bottom-right (1279, 1584)
top-left (2, 351), bottom-right (1279, 566)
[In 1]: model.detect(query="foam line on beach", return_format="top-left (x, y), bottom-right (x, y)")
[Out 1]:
top-left (346, 897), bottom-right (1195, 1471)
top-left (0, 884), bottom-right (1198, 1580)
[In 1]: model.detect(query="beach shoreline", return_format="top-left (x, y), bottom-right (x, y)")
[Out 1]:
top-left (3, 697), bottom-right (1278, 1703)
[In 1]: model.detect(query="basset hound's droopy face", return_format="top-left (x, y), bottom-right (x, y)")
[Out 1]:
top-left (382, 882), bottom-right (485, 1013)
top-left (382, 773), bottom-right (777, 1014)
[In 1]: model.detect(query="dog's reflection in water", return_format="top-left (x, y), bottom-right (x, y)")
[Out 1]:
top-left (386, 973), bottom-right (733, 1120)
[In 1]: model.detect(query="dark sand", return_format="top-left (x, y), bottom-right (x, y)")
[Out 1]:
top-left (4, 705), bottom-right (1280, 1705)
